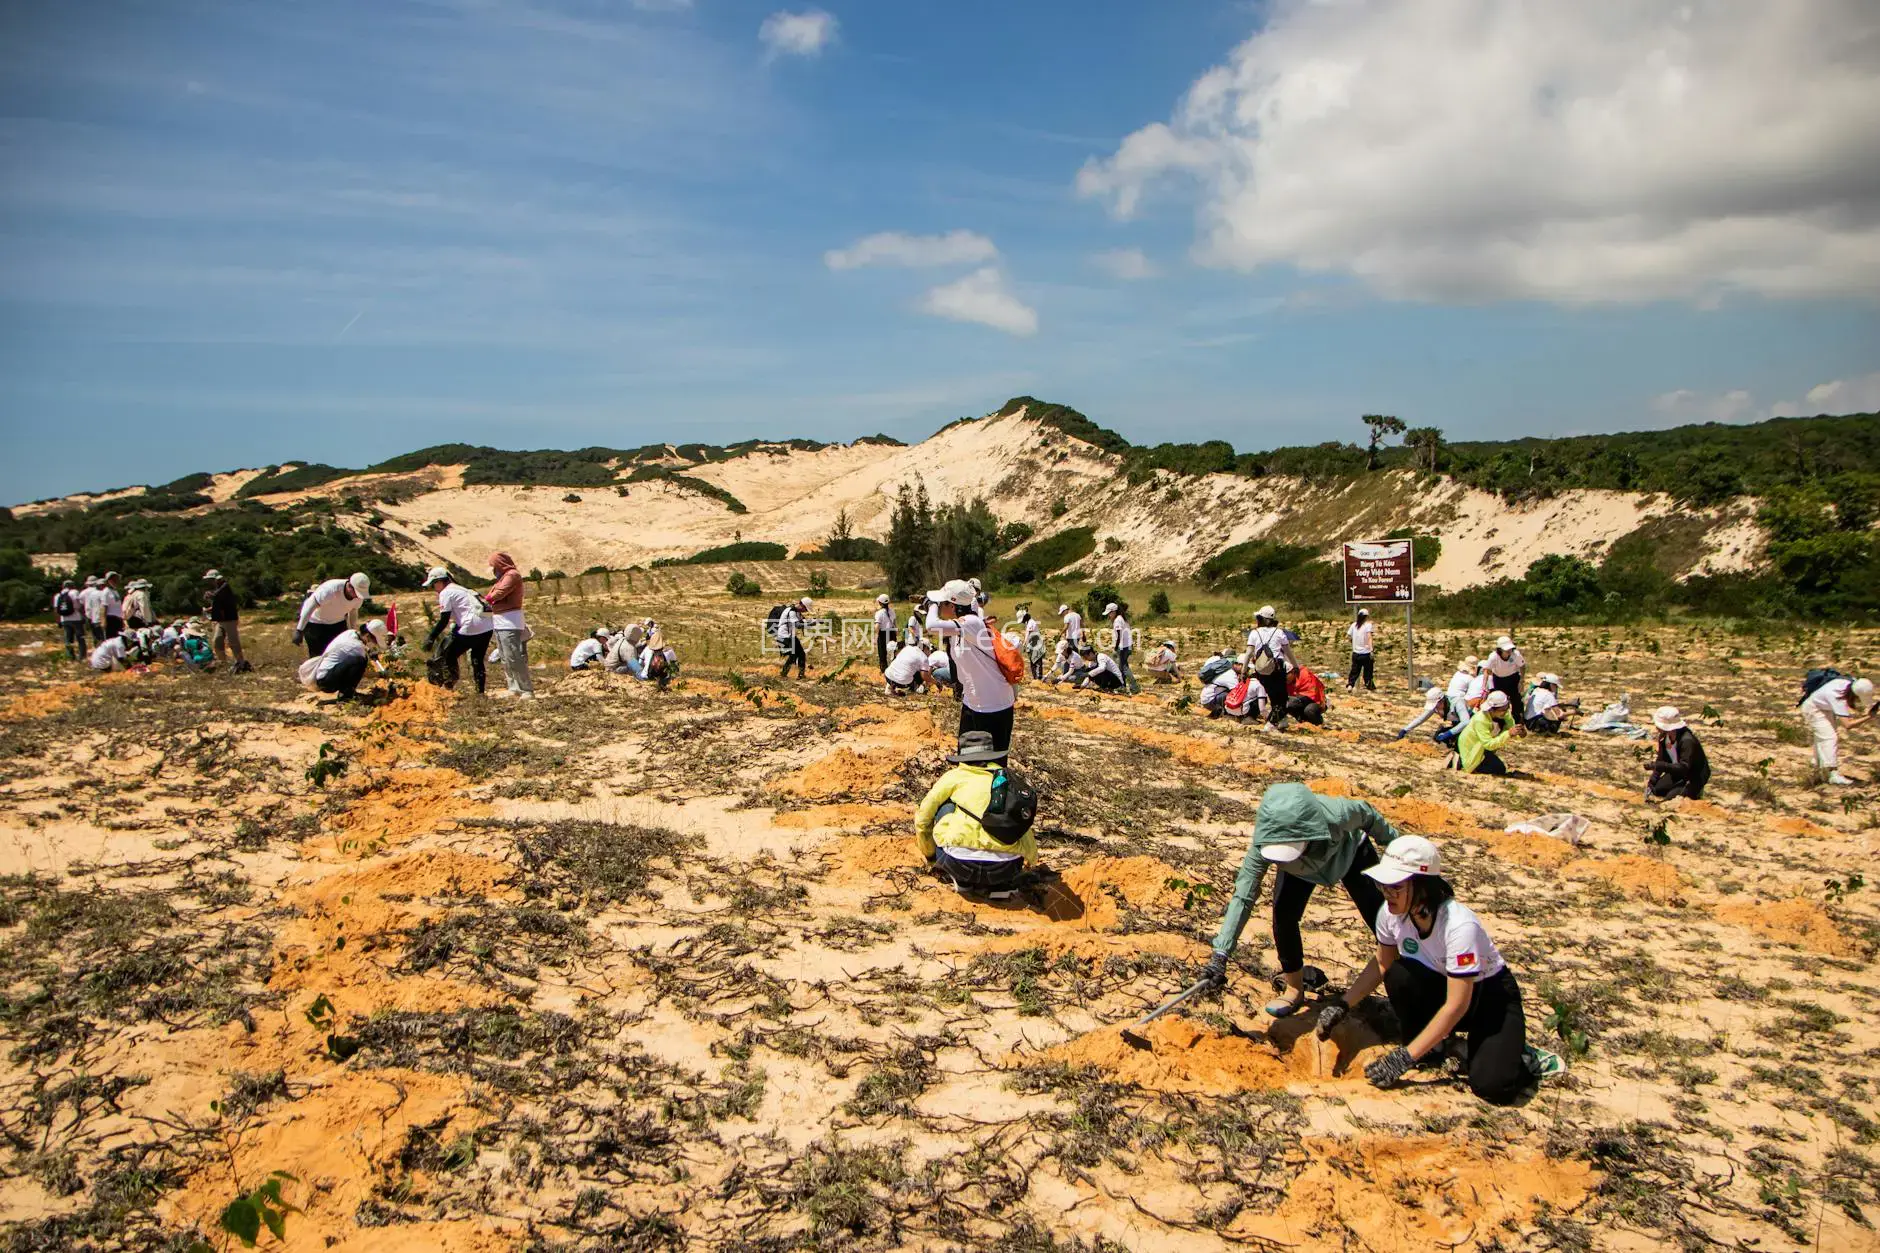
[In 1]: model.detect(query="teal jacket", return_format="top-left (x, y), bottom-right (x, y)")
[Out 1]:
top-left (1210, 782), bottom-right (1402, 957)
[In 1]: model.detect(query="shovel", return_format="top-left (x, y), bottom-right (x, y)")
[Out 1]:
top-left (1120, 977), bottom-right (1213, 1050)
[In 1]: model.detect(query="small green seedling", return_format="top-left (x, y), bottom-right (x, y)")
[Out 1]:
top-left (219, 1171), bottom-right (300, 1246)
top-left (305, 743), bottom-right (348, 789)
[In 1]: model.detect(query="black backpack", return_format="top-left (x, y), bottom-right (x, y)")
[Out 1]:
top-left (764, 604), bottom-right (788, 647)
top-left (1799, 667), bottom-right (1847, 706)
top-left (55, 590), bottom-right (76, 617)
top-left (962, 766), bottom-right (1039, 845)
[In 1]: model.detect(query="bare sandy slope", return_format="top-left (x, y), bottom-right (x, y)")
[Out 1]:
top-left (13, 404), bottom-right (1764, 589)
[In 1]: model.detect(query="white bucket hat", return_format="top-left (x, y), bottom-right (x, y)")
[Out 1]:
top-left (1460, 655), bottom-right (1478, 671)
top-left (1363, 835), bottom-right (1443, 885)
top-left (1652, 706), bottom-right (1686, 732)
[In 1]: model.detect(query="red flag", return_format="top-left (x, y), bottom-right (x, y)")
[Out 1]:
top-left (386, 602), bottom-right (399, 639)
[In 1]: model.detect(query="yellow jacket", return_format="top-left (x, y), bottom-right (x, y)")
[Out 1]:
top-left (914, 765), bottom-right (1038, 867)
top-left (1458, 709), bottom-right (1517, 772)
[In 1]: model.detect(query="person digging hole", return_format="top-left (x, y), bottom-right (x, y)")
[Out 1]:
top-left (1199, 782), bottom-right (1400, 1017)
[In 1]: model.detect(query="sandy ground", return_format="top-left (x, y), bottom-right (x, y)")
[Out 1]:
top-left (10, 406), bottom-right (1764, 589)
top-left (1, 595), bottom-right (1877, 1252)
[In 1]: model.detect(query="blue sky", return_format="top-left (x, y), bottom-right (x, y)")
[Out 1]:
top-left (2, 0), bottom-right (1877, 502)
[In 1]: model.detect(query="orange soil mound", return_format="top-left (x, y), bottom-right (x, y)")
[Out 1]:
top-left (1670, 798), bottom-right (1731, 820)
top-left (1053, 856), bottom-right (1187, 930)
top-left (1565, 855), bottom-right (1684, 901)
top-left (0, 668), bottom-right (148, 723)
top-left (1715, 898), bottom-right (1861, 957)
top-left (164, 1069), bottom-right (489, 1250)
top-left (825, 835), bottom-right (923, 881)
top-left (1376, 797), bottom-right (1491, 837)
top-left (320, 767), bottom-right (487, 857)
top-left (772, 803), bottom-right (904, 830)
top-left (1031, 705), bottom-right (1236, 766)
top-left (777, 747), bottom-right (910, 799)
top-left (1032, 1017), bottom-right (1387, 1094)
top-left (1481, 831), bottom-right (1580, 870)
top-left (1304, 776), bottom-right (1357, 797)
top-left (1389, 738), bottom-right (1447, 758)
top-left (838, 704), bottom-right (952, 746)
top-left (1292, 725), bottom-right (1360, 742)
top-left (366, 681), bottom-right (456, 731)
top-left (1772, 816), bottom-right (1839, 838)
top-left (1229, 1136), bottom-right (1597, 1251)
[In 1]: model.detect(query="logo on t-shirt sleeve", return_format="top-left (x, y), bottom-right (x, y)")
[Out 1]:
top-left (1455, 951), bottom-right (1477, 969)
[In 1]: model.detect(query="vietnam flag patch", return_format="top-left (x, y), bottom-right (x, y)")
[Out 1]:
top-left (1456, 952), bottom-right (1477, 969)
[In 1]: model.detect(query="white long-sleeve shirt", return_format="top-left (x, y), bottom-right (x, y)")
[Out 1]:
top-left (297, 579), bottom-right (359, 629)
top-left (89, 636), bottom-right (129, 671)
top-left (775, 606), bottom-right (801, 643)
top-left (313, 629), bottom-right (373, 682)
top-left (884, 644), bottom-right (928, 687)
top-left (926, 607), bottom-right (1014, 713)
top-left (1112, 615), bottom-right (1133, 651)
top-left (569, 638), bottom-right (605, 668)
top-left (1084, 653), bottom-right (1123, 684)
top-left (1804, 679), bottom-right (1860, 719)
top-left (1484, 648), bottom-right (1525, 677)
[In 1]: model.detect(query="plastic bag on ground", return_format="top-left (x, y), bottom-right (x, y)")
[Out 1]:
top-left (1504, 813), bottom-right (1590, 845)
top-left (1579, 694), bottom-right (1631, 732)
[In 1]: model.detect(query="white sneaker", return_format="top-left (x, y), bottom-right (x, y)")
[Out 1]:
top-left (1828, 771), bottom-right (1854, 785)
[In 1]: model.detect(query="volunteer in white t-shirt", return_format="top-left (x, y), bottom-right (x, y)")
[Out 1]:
top-left (1198, 655), bottom-right (1242, 717)
top-left (1106, 603), bottom-right (1135, 692)
top-left (1446, 657), bottom-right (1478, 710)
top-left (1242, 606), bottom-right (1297, 729)
top-left (883, 641), bottom-right (932, 696)
top-left (1076, 646), bottom-right (1125, 692)
top-left (89, 632), bottom-right (133, 672)
top-left (928, 579), bottom-right (1016, 752)
top-left (1396, 685), bottom-right (1461, 744)
top-left (52, 580), bottom-right (86, 660)
top-left (295, 573), bottom-right (370, 657)
top-left (307, 620), bottom-right (388, 699)
top-left (569, 629), bottom-right (609, 670)
top-left (1346, 609), bottom-right (1376, 692)
top-left (872, 594), bottom-right (896, 672)
top-left (1802, 675), bottom-right (1876, 786)
top-left (425, 567), bottom-right (495, 693)
top-left (1523, 673), bottom-right (1579, 734)
top-left (1313, 836), bottom-right (1535, 1105)
top-left (1057, 604), bottom-right (1083, 650)
top-left (1482, 635), bottom-right (1525, 706)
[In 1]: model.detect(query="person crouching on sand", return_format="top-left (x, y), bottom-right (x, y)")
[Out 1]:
top-left (1312, 836), bottom-right (1546, 1104)
top-left (915, 731), bottom-right (1037, 895)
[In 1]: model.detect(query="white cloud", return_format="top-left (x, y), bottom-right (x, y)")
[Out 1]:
top-left (1092, 247), bottom-right (1158, 280)
top-left (824, 230), bottom-right (998, 271)
top-left (1651, 388), bottom-right (1757, 424)
top-left (1077, 1), bottom-right (1880, 304)
top-left (916, 268), bottom-right (1038, 336)
top-left (759, 9), bottom-right (837, 58)
top-left (1772, 372), bottom-right (1880, 417)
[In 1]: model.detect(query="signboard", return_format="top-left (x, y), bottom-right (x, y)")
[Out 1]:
top-left (1343, 539), bottom-right (1415, 603)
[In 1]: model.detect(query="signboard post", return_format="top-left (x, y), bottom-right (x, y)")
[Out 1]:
top-left (1342, 538), bottom-right (1417, 690)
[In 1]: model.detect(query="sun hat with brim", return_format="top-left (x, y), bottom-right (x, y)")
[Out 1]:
top-left (1652, 707), bottom-right (1686, 732)
top-left (1260, 841), bottom-right (1307, 864)
top-left (425, 566), bottom-right (451, 585)
top-left (927, 579), bottom-right (976, 608)
top-left (1495, 635), bottom-right (1515, 651)
top-left (1483, 691), bottom-right (1511, 711)
top-left (1540, 673), bottom-right (1560, 686)
top-left (202, 569), bottom-right (222, 581)
top-left (1363, 835), bottom-right (1443, 885)
top-left (1424, 686), bottom-right (1447, 707)
top-left (948, 730), bottom-right (1004, 764)
top-left (1460, 656), bottom-right (1478, 671)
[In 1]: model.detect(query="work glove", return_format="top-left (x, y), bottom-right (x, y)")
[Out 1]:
top-left (1200, 951), bottom-right (1229, 990)
top-left (1393, 730), bottom-right (1407, 741)
top-left (1315, 1003), bottom-right (1348, 1040)
top-left (1364, 1045), bottom-right (1417, 1089)
top-left (290, 628), bottom-right (303, 646)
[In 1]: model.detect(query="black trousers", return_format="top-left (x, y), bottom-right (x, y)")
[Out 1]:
top-left (780, 638), bottom-right (806, 677)
top-left (1385, 961), bottom-right (1529, 1105)
top-left (934, 847), bottom-right (1025, 891)
top-left (441, 630), bottom-right (492, 693)
top-left (1272, 840), bottom-right (1383, 974)
top-left (1470, 750), bottom-right (1509, 776)
top-left (1117, 646), bottom-right (1133, 690)
top-left (1286, 696), bottom-right (1325, 725)
top-left (1347, 652), bottom-right (1374, 689)
top-left (1490, 672), bottom-right (1522, 705)
top-left (305, 620), bottom-right (347, 658)
top-left (959, 704), bottom-right (1014, 754)
top-left (1525, 715), bottom-right (1561, 734)
top-left (1257, 668), bottom-right (1289, 725)
top-left (1648, 770), bottom-right (1704, 800)
top-left (1088, 670), bottom-right (1124, 691)
top-left (62, 621), bottom-right (86, 657)
top-left (876, 631), bottom-right (892, 672)
top-left (315, 653), bottom-right (368, 697)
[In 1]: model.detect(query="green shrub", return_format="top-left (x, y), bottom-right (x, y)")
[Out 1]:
top-left (994, 528), bottom-right (1096, 585)
top-left (1148, 589), bottom-right (1171, 616)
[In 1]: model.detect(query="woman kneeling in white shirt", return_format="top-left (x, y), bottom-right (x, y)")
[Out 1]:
top-left (1312, 836), bottom-right (1537, 1105)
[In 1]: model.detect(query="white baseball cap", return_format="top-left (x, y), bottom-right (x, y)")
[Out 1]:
top-left (1495, 635), bottom-right (1515, 651)
top-left (798, 596), bottom-right (814, 610)
top-left (1539, 673), bottom-right (1560, 686)
top-left (349, 573), bottom-right (371, 598)
top-left (1856, 678), bottom-right (1876, 705)
top-left (1459, 656), bottom-right (1478, 671)
top-left (1260, 841), bottom-right (1306, 864)
top-left (595, 627), bottom-right (612, 638)
top-left (1652, 706), bottom-right (1685, 732)
top-left (425, 566), bottom-right (451, 585)
top-left (1482, 690), bottom-right (1511, 711)
top-left (1364, 835), bottom-right (1443, 885)
top-left (927, 579), bottom-right (976, 607)
top-left (362, 619), bottom-right (389, 647)
top-left (1103, 602), bottom-right (1118, 615)
top-left (1424, 686), bottom-right (1447, 707)
top-left (969, 577), bottom-right (983, 590)
top-left (877, 594), bottom-right (891, 605)
top-left (1256, 605), bottom-right (1277, 619)
top-left (1057, 604), bottom-right (1070, 615)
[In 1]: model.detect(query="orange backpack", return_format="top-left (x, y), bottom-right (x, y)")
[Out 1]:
top-left (988, 626), bottom-right (1026, 684)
